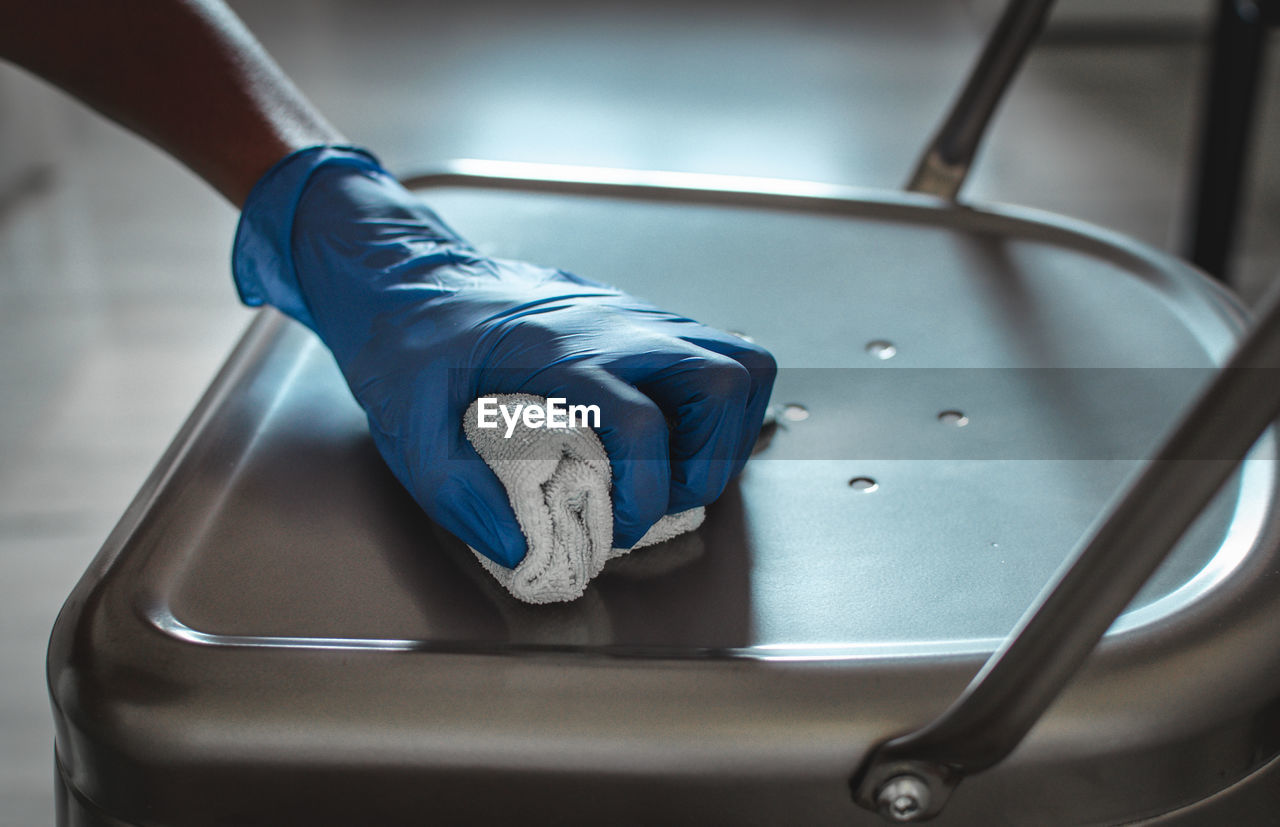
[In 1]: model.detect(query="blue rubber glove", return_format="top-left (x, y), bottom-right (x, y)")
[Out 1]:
top-left (232, 146), bottom-right (775, 568)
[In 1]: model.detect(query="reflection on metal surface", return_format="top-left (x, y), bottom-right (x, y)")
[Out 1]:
top-left (403, 158), bottom-right (877, 202)
top-left (1109, 433), bottom-right (1276, 634)
top-left (878, 774), bottom-right (932, 822)
top-left (148, 601), bottom-right (1018, 661)
top-left (746, 639), bottom-right (1007, 661)
top-left (148, 607), bottom-right (421, 652)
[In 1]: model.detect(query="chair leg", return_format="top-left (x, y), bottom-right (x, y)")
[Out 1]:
top-left (1184, 0), bottom-right (1270, 283)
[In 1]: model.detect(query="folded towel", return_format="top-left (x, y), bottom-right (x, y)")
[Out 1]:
top-left (463, 393), bottom-right (704, 604)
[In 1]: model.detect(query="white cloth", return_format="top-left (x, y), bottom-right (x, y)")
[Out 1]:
top-left (463, 394), bottom-right (704, 604)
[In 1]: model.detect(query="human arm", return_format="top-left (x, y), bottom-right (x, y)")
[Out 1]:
top-left (0, 0), bottom-right (341, 205)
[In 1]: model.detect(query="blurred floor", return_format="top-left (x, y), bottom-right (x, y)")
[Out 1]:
top-left (1, 1), bottom-right (1277, 823)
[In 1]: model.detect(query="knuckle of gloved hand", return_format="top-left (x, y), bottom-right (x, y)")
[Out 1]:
top-left (734, 342), bottom-right (778, 391)
top-left (615, 403), bottom-right (669, 459)
top-left (691, 354), bottom-right (753, 407)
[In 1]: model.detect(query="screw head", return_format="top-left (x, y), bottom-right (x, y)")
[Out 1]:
top-left (877, 775), bottom-right (932, 822)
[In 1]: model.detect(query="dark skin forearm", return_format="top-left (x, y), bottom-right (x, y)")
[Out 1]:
top-left (0, 0), bottom-right (344, 206)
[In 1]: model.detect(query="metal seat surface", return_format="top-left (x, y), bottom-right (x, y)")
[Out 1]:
top-left (162, 180), bottom-right (1268, 656)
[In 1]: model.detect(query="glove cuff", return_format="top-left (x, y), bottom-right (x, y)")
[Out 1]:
top-left (231, 145), bottom-right (383, 331)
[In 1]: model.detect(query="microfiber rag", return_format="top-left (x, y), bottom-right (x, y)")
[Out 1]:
top-left (463, 394), bottom-right (704, 604)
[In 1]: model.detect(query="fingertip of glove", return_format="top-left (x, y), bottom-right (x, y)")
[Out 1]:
top-left (453, 517), bottom-right (527, 569)
top-left (473, 531), bottom-right (527, 569)
top-left (430, 474), bottom-right (527, 568)
top-left (462, 498), bottom-right (528, 569)
top-left (612, 518), bottom-right (655, 551)
top-left (665, 486), bottom-right (709, 516)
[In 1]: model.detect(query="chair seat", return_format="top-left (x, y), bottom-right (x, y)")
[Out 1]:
top-left (49, 170), bottom-right (1280, 826)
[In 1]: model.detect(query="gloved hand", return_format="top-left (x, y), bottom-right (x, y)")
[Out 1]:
top-left (232, 146), bottom-right (776, 568)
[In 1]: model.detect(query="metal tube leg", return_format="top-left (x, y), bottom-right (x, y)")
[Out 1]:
top-left (1184, 0), bottom-right (1269, 282)
top-left (906, 0), bottom-right (1055, 200)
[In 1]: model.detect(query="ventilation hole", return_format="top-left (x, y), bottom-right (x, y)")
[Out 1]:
top-left (782, 403), bottom-right (810, 422)
top-left (866, 340), bottom-right (897, 360)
